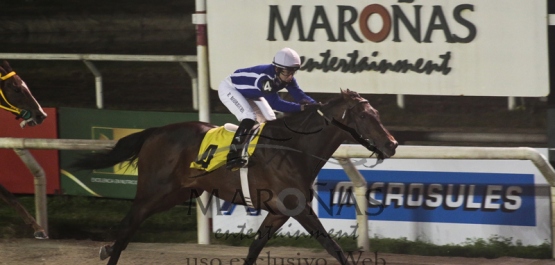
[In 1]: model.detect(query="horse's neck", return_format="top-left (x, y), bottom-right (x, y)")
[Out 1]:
top-left (308, 125), bottom-right (347, 160)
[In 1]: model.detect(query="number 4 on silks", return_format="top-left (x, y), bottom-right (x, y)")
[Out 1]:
top-left (195, 144), bottom-right (218, 169)
top-left (221, 201), bottom-right (260, 216)
top-left (263, 80), bottom-right (272, 93)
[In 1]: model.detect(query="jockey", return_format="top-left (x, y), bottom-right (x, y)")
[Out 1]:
top-left (218, 47), bottom-right (317, 171)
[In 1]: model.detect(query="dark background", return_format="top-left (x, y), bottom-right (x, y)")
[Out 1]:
top-left (0, 0), bottom-right (547, 146)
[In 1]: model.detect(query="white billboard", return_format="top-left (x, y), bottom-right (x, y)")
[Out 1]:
top-left (206, 0), bottom-right (548, 97)
top-left (212, 148), bottom-right (551, 246)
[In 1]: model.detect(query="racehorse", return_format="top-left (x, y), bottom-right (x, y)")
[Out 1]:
top-left (0, 60), bottom-right (48, 239)
top-left (72, 89), bottom-right (398, 265)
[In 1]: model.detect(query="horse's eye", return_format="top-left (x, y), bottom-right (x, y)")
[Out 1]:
top-left (359, 113), bottom-right (365, 119)
top-left (8, 82), bottom-right (22, 93)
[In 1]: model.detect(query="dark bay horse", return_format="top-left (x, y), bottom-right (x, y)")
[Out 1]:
top-left (72, 89), bottom-right (398, 265)
top-left (0, 60), bottom-right (48, 239)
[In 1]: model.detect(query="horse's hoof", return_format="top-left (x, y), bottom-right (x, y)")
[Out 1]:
top-left (99, 245), bottom-right (113, 260)
top-left (33, 231), bottom-right (49, 239)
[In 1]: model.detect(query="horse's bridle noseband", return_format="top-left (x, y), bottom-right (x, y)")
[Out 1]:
top-left (0, 71), bottom-right (30, 119)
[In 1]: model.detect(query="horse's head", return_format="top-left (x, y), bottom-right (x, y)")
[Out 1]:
top-left (322, 89), bottom-right (397, 159)
top-left (0, 60), bottom-right (47, 127)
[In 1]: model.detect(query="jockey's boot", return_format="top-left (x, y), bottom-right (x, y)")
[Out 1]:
top-left (226, 118), bottom-right (256, 171)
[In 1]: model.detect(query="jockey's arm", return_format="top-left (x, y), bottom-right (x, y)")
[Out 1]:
top-left (264, 93), bottom-right (302, 113)
top-left (285, 79), bottom-right (316, 104)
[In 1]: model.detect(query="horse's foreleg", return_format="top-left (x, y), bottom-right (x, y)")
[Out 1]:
top-left (292, 205), bottom-right (349, 265)
top-left (103, 188), bottom-right (199, 265)
top-left (244, 214), bottom-right (289, 265)
top-left (0, 184), bottom-right (48, 239)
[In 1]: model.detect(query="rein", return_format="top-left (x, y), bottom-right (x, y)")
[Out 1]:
top-left (316, 100), bottom-right (384, 166)
top-left (316, 100), bottom-right (371, 143)
top-left (0, 71), bottom-right (25, 116)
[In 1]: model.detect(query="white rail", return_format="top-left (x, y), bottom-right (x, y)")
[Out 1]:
top-left (0, 53), bottom-right (197, 109)
top-left (334, 145), bottom-right (555, 186)
top-left (1, 138), bottom-right (553, 257)
top-left (334, 144), bottom-right (555, 257)
top-left (0, 53), bottom-right (196, 62)
top-left (0, 138), bottom-right (116, 150)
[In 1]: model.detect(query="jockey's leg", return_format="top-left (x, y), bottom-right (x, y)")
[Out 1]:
top-left (226, 118), bottom-right (256, 171)
top-left (218, 79), bottom-right (259, 170)
top-left (250, 97), bottom-right (276, 122)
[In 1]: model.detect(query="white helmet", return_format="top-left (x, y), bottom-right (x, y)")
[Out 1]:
top-left (272, 47), bottom-right (301, 70)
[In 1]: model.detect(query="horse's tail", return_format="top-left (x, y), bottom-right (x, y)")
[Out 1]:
top-left (71, 127), bottom-right (159, 170)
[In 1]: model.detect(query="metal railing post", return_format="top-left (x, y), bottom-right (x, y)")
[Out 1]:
top-left (83, 60), bottom-right (103, 109)
top-left (337, 158), bottom-right (370, 252)
top-left (179, 62), bottom-right (199, 110)
top-left (12, 148), bottom-right (48, 235)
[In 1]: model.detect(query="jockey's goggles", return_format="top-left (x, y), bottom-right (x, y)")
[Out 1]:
top-left (278, 67), bottom-right (298, 77)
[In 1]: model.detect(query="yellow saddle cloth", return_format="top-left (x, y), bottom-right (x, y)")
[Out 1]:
top-left (190, 123), bottom-right (265, 171)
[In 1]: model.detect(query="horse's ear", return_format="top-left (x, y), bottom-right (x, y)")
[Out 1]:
top-left (1, 60), bottom-right (10, 70)
top-left (0, 61), bottom-right (7, 76)
top-left (340, 88), bottom-right (348, 96)
top-left (341, 88), bottom-right (353, 100)
top-left (340, 88), bottom-right (347, 99)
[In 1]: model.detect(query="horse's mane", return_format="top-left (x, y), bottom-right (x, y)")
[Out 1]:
top-left (263, 89), bottom-right (363, 136)
top-left (325, 89), bottom-right (362, 106)
top-left (278, 89), bottom-right (362, 120)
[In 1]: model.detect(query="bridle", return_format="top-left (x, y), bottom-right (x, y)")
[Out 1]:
top-left (317, 99), bottom-right (373, 145)
top-left (316, 99), bottom-right (385, 164)
top-left (0, 71), bottom-right (31, 120)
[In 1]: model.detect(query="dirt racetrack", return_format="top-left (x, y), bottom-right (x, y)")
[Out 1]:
top-left (0, 239), bottom-right (554, 265)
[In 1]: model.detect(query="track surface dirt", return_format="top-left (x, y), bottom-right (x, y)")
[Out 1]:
top-left (1, 238), bottom-right (554, 265)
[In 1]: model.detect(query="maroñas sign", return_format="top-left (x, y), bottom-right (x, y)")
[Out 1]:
top-left (207, 0), bottom-right (548, 96)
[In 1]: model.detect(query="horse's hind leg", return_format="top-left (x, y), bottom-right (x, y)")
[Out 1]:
top-left (99, 204), bottom-right (141, 263)
top-left (244, 214), bottom-right (289, 265)
top-left (103, 188), bottom-right (200, 265)
top-left (0, 184), bottom-right (48, 239)
top-left (292, 205), bottom-right (349, 265)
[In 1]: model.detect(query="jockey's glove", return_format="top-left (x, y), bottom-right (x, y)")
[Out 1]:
top-left (301, 102), bottom-right (323, 112)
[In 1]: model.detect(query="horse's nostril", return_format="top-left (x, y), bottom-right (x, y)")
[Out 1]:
top-left (35, 114), bottom-right (46, 123)
top-left (388, 141), bottom-right (398, 149)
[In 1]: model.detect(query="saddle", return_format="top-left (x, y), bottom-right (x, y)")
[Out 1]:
top-left (190, 123), bottom-right (264, 171)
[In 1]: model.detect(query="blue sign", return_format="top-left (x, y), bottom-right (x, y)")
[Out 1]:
top-left (316, 169), bottom-right (536, 226)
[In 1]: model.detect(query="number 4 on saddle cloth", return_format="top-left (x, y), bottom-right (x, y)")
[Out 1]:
top-left (190, 123), bottom-right (266, 171)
